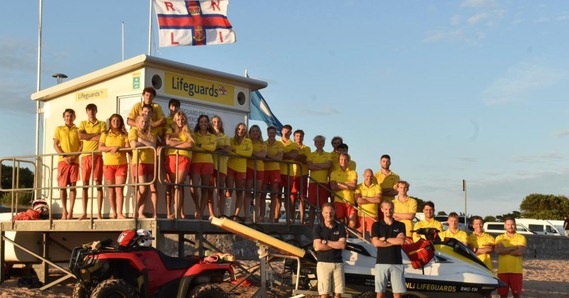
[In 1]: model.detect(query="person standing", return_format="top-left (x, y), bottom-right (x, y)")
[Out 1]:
top-left (439, 212), bottom-right (468, 245)
top-left (371, 200), bottom-right (407, 298)
top-left (129, 114), bottom-right (157, 218)
top-left (190, 115), bottom-right (217, 219)
top-left (564, 215), bottom-right (569, 237)
top-left (292, 129), bottom-right (311, 223)
top-left (494, 218), bottom-right (526, 298)
top-left (53, 109), bottom-right (82, 220)
top-left (374, 154), bottom-right (400, 201)
top-left (227, 123), bottom-right (253, 220)
top-left (127, 87), bottom-right (165, 131)
top-left (354, 168), bottom-right (382, 238)
top-left (412, 201), bottom-right (443, 242)
top-left (329, 153), bottom-right (358, 229)
top-left (78, 103), bottom-right (106, 220)
top-left (263, 126), bottom-right (284, 222)
top-left (313, 203), bottom-right (346, 298)
top-left (392, 181), bottom-right (416, 238)
top-left (246, 125), bottom-right (267, 222)
top-left (279, 124), bottom-right (299, 223)
top-left (306, 135), bottom-right (331, 225)
top-left (467, 216), bottom-right (495, 271)
top-left (210, 115), bottom-right (231, 217)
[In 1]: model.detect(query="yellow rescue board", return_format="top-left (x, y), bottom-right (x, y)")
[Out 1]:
top-left (210, 217), bottom-right (306, 258)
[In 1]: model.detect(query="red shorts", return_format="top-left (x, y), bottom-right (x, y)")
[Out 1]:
top-left (497, 273), bottom-right (523, 296)
top-left (132, 163), bottom-right (154, 177)
top-left (334, 202), bottom-right (356, 220)
top-left (190, 162), bottom-right (214, 176)
top-left (104, 164), bottom-right (128, 181)
top-left (166, 155), bottom-right (191, 174)
top-left (57, 161), bottom-right (79, 187)
top-left (308, 183), bottom-right (330, 206)
top-left (81, 155), bottom-right (103, 183)
top-left (210, 170), bottom-right (226, 184)
top-left (246, 168), bottom-right (265, 181)
top-left (263, 169), bottom-right (281, 184)
top-left (358, 216), bottom-right (378, 235)
top-left (227, 167), bottom-right (246, 180)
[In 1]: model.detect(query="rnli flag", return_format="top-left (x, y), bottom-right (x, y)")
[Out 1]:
top-left (154, 0), bottom-right (236, 47)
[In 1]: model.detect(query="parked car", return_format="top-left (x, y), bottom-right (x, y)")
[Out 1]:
top-left (483, 222), bottom-right (536, 235)
top-left (515, 219), bottom-right (562, 236)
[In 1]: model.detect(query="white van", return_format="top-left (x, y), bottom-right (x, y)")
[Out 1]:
top-left (483, 222), bottom-right (536, 235)
top-left (515, 219), bottom-right (562, 236)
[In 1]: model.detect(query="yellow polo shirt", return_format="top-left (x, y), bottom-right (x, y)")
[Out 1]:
top-left (227, 137), bottom-right (253, 173)
top-left (128, 102), bottom-right (165, 125)
top-left (329, 168), bottom-right (358, 204)
top-left (495, 233), bottom-right (526, 274)
top-left (393, 197), bottom-right (417, 237)
top-left (307, 151), bottom-right (331, 183)
top-left (192, 132), bottom-right (217, 164)
top-left (100, 131), bottom-right (128, 165)
top-left (292, 144), bottom-right (311, 177)
top-left (213, 133), bottom-right (230, 174)
top-left (413, 219), bottom-right (444, 242)
top-left (467, 232), bottom-right (495, 270)
top-left (247, 141), bottom-right (267, 172)
top-left (355, 182), bottom-right (381, 217)
top-left (280, 138), bottom-right (298, 175)
top-left (54, 125), bottom-right (81, 162)
top-left (128, 128), bottom-right (156, 165)
top-left (374, 171), bottom-right (400, 201)
top-left (440, 229), bottom-right (468, 244)
top-left (79, 120), bottom-right (106, 156)
top-left (264, 140), bottom-right (284, 171)
top-left (165, 128), bottom-right (192, 158)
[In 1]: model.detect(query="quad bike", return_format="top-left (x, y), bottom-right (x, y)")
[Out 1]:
top-left (69, 229), bottom-right (234, 298)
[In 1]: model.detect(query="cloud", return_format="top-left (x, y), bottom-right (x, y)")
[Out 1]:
top-left (468, 12), bottom-right (490, 25)
top-left (299, 107), bottom-right (340, 116)
top-left (424, 29), bottom-right (466, 43)
top-left (483, 62), bottom-right (565, 104)
top-left (511, 152), bottom-right (565, 164)
top-left (450, 15), bottom-right (462, 26)
top-left (553, 130), bottom-right (569, 138)
top-left (461, 0), bottom-right (496, 8)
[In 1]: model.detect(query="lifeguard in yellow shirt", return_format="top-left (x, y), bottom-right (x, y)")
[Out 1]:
top-left (263, 126), bottom-right (284, 223)
top-left (355, 169), bottom-right (382, 236)
top-left (330, 153), bottom-right (358, 229)
top-left (307, 135), bottom-right (331, 225)
top-left (292, 129), bottom-right (311, 223)
top-left (246, 125), bottom-right (267, 222)
top-left (129, 115), bottom-right (157, 219)
top-left (211, 115), bottom-right (231, 217)
top-left (412, 201), bottom-right (444, 242)
top-left (279, 124), bottom-right (299, 223)
top-left (227, 123), bottom-right (253, 221)
top-left (495, 218), bottom-right (526, 298)
top-left (374, 154), bottom-right (400, 201)
top-left (392, 181), bottom-right (416, 238)
top-left (467, 216), bottom-right (495, 271)
top-left (439, 212), bottom-right (468, 245)
top-left (190, 115), bottom-right (217, 220)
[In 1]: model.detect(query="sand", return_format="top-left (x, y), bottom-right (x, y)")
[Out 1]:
top-left (1, 259), bottom-right (568, 297)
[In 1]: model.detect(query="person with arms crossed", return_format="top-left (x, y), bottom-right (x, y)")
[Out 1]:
top-left (467, 216), bottom-right (495, 272)
top-left (371, 200), bottom-right (407, 298)
top-left (190, 115), bottom-right (217, 219)
top-left (329, 153), bottom-right (358, 229)
top-left (355, 168), bottom-right (382, 238)
top-left (313, 203), bottom-right (347, 298)
top-left (412, 201), bottom-right (443, 242)
top-left (292, 129), bottom-right (311, 223)
top-left (210, 115), bottom-right (231, 217)
top-left (263, 126), bottom-right (284, 223)
top-left (307, 135), bottom-right (331, 225)
top-left (53, 108), bottom-right (82, 220)
top-left (226, 123), bottom-right (253, 221)
top-left (78, 103), bottom-right (106, 220)
top-left (374, 154), bottom-right (400, 201)
top-left (162, 98), bottom-right (181, 214)
top-left (439, 212), bottom-right (468, 245)
top-left (129, 113), bottom-right (157, 218)
top-left (127, 87), bottom-right (165, 132)
top-left (494, 218), bottom-right (526, 298)
top-left (392, 181), bottom-right (416, 238)
top-left (246, 125), bottom-right (267, 222)
top-left (279, 124), bottom-right (299, 223)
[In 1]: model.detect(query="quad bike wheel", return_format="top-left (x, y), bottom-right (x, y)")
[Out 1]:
top-left (90, 278), bottom-right (137, 298)
top-left (72, 282), bottom-right (88, 298)
top-left (188, 284), bottom-right (228, 298)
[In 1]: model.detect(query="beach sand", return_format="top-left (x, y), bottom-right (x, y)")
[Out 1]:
top-left (1, 259), bottom-right (568, 297)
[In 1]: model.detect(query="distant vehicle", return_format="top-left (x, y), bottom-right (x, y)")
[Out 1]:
top-left (483, 222), bottom-right (536, 235)
top-left (515, 219), bottom-right (562, 236)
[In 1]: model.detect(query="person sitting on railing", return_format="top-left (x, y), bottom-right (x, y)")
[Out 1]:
top-left (227, 123), bottom-right (253, 221)
top-left (165, 111), bottom-right (194, 219)
top-left (246, 125), bottom-right (267, 222)
top-left (211, 115), bottom-right (231, 217)
top-left (330, 153), bottom-right (358, 229)
top-left (263, 126), bottom-right (284, 223)
top-left (99, 114), bottom-right (129, 219)
top-left (129, 112), bottom-right (157, 219)
top-left (292, 129), bottom-right (311, 224)
top-left (307, 135), bottom-right (331, 226)
top-left (279, 124), bottom-right (299, 224)
top-left (78, 103), bottom-right (106, 220)
top-left (53, 108), bottom-right (82, 220)
top-left (190, 114), bottom-right (217, 220)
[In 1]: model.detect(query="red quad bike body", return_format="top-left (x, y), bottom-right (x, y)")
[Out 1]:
top-left (69, 230), bottom-right (234, 298)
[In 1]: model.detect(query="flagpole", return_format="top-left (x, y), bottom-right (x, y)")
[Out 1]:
top-left (148, 0), bottom-right (153, 55)
top-left (35, 0), bottom-right (44, 200)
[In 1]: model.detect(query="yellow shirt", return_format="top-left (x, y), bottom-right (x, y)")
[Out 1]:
top-left (165, 128), bottom-right (192, 158)
top-left (355, 182), bottom-right (382, 217)
top-left (292, 144), bottom-right (311, 177)
top-left (100, 131), bottom-right (128, 166)
top-left (495, 233), bottom-right (526, 274)
top-left (467, 232), bottom-right (495, 271)
top-left (329, 168), bottom-right (358, 204)
top-left (280, 138), bottom-right (298, 175)
top-left (393, 197), bottom-right (417, 237)
top-left (307, 151), bottom-right (331, 183)
top-left (413, 219), bottom-right (444, 242)
top-left (128, 102), bottom-right (166, 126)
top-left (192, 132), bottom-right (217, 164)
top-left (213, 133), bottom-right (230, 174)
top-left (53, 125), bottom-right (81, 162)
top-left (440, 229), bottom-right (468, 244)
top-left (330, 151), bottom-right (357, 172)
top-left (79, 120), bottom-right (106, 156)
top-left (247, 141), bottom-right (267, 172)
top-left (227, 137), bottom-right (253, 173)
top-left (374, 171), bottom-right (400, 201)
top-left (264, 140), bottom-right (284, 171)
top-left (128, 127), bottom-right (156, 165)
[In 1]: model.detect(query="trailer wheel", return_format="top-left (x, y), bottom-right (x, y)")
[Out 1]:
top-left (90, 278), bottom-right (137, 298)
top-left (187, 284), bottom-right (228, 298)
top-left (72, 282), bottom-right (89, 298)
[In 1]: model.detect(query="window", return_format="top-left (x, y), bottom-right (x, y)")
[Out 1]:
top-left (528, 224), bottom-right (543, 232)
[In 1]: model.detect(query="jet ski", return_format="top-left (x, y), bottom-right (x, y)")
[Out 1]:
top-left (294, 228), bottom-right (505, 298)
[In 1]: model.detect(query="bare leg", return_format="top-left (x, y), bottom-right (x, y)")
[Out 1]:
top-left (198, 174), bottom-right (211, 219)
top-left (165, 184), bottom-right (173, 219)
top-left (271, 183), bottom-right (280, 223)
top-left (190, 173), bottom-right (201, 218)
top-left (96, 184), bottom-right (103, 219)
top-left (60, 189), bottom-right (68, 220)
top-left (150, 181), bottom-right (158, 219)
top-left (235, 179), bottom-right (247, 220)
top-left (68, 183), bottom-right (77, 219)
top-left (80, 185), bottom-right (89, 220)
top-left (107, 181), bottom-right (117, 219)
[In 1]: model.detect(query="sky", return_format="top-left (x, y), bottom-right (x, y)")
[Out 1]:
top-left (1, 0), bottom-right (569, 217)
